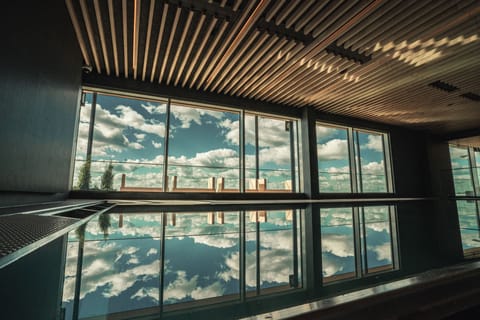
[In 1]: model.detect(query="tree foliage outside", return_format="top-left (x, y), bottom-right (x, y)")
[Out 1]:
top-left (77, 159), bottom-right (91, 190)
top-left (101, 161), bottom-right (114, 190)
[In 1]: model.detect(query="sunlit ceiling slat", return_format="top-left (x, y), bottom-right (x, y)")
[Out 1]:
top-left (275, 0), bottom-right (299, 25)
top-left (141, 0), bottom-right (156, 81)
top-left (65, 0), bottom-right (91, 68)
top-left (79, 0), bottom-right (101, 72)
top-left (238, 42), bottom-right (304, 97)
top-left (209, 30), bottom-right (262, 92)
top-left (122, 0), bottom-right (128, 78)
top-left (335, 0), bottom-right (403, 48)
top-left (107, 0), bottom-right (119, 77)
top-left (188, 19), bottom-right (228, 88)
top-left (132, 0), bottom-right (141, 80)
top-left (228, 38), bottom-right (295, 95)
top-left (167, 10), bottom-right (194, 85)
top-left (303, 1), bottom-right (344, 35)
top-left (218, 37), bottom-right (278, 91)
top-left (202, 0), bottom-right (268, 90)
top-left (93, 0), bottom-right (110, 75)
top-left (311, 1), bottom-right (362, 39)
top-left (285, 0), bottom-right (315, 29)
top-left (150, 2), bottom-right (168, 82)
top-left (174, 13), bottom-right (206, 87)
top-left (213, 34), bottom-right (268, 92)
top-left (182, 17), bottom-right (218, 87)
top-left (159, 6), bottom-right (181, 84)
top-left (264, 0), bottom-right (285, 22)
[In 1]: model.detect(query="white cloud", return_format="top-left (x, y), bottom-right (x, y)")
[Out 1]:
top-left (372, 243), bottom-right (392, 262)
top-left (134, 133), bottom-right (146, 142)
top-left (152, 140), bottom-right (162, 149)
top-left (316, 125), bottom-right (335, 139)
top-left (163, 271), bottom-right (198, 302)
top-left (142, 103), bottom-right (166, 115)
top-left (147, 248), bottom-right (158, 256)
top-left (322, 258), bottom-right (346, 277)
top-left (221, 117), bottom-right (290, 148)
top-left (317, 139), bottom-right (348, 160)
top-left (171, 106), bottom-right (224, 129)
top-left (363, 134), bottom-right (383, 152)
top-left (321, 234), bottom-right (355, 257)
top-left (362, 160), bottom-right (385, 175)
top-left (131, 287), bottom-right (159, 302)
top-left (191, 281), bottom-right (225, 300)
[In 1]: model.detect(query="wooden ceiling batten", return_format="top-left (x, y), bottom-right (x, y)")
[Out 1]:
top-left (159, 6), bottom-right (181, 84)
top-left (122, 0), bottom-right (128, 78)
top-left (174, 13), bottom-right (206, 87)
top-left (202, 0), bottom-right (268, 90)
top-left (66, 0), bottom-right (480, 135)
top-left (79, 0), bottom-right (101, 73)
top-left (107, 0), bottom-right (119, 77)
top-left (141, 0), bottom-right (156, 81)
top-left (150, 2), bottom-right (168, 83)
top-left (167, 10), bottom-right (194, 85)
top-left (93, 0), bottom-right (110, 75)
top-left (65, 0), bottom-right (91, 68)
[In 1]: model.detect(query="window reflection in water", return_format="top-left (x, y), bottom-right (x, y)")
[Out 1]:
top-left (61, 209), bottom-right (303, 319)
top-left (321, 208), bottom-right (356, 283)
top-left (245, 210), bottom-right (302, 295)
top-left (163, 212), bottom-right (240, 305)
top-left (456, 200), bottom-right (480, 257)
top-left (321, 206), bottom-right (398, 284)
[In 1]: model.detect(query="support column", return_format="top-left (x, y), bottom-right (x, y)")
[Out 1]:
top-left (300, 107), bottom-right (318, 197)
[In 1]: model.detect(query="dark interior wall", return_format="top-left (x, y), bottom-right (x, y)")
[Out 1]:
top-left (0, 1), bottom-right (83, 194)
top-left (0, 237), bottom-right (66, 320)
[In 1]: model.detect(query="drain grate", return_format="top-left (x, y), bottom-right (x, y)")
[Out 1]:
top-left (0, 214), bottom-right (77, 258)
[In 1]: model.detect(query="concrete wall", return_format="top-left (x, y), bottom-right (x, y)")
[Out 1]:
top-left (0, 1), bottom-right (82, 196)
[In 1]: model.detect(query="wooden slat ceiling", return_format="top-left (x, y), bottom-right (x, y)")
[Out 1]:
top-left (66, 0), bottom-right (480, 135)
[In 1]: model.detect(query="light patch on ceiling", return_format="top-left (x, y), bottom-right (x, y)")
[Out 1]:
top-left (374, 34), bottom-right (479, 67)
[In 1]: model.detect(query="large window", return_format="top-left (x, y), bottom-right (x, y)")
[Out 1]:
top-left (72, 90), bottom-right (300, 193)
top-left (316, 123), bottom-right (392, 193)
top-left (320, 205), bottom-right (398, 284)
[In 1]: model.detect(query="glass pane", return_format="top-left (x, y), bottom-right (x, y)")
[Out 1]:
top-left (320, 208), bottom-right (355, 283)
top-left (258, 117), bottom-right (294, 191)
top-left (244, 115), bottom-right (297, 192)
top-left (449, 146), bottom-right (474, 196)
top-left (362, 206), bottom-right (394, 273)
top-left (72, 92), bottom-right (92, 189)
top-left (167, 103), bottom-right (240, 192)
top-left (355, 131), bottom-right (387, 192)
top-left (457, 200), bottom-right (480, 257)
top-left (316, 124), bottom-right (351, 192)
top-left (83, 93), bottom-right (168, 191)
top-left (163, 212), bottom-right (240, 305)
top-left (245, 210), bottom-right (302, 294)
top-left (62, 214), bottom-right (162, 319)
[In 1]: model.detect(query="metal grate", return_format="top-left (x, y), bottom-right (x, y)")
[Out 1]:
top-left (0, 214), bottom-right (77, 258)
